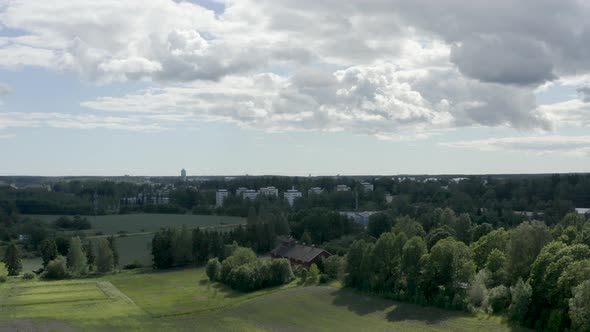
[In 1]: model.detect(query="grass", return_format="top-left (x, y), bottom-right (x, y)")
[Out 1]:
top-left (0, 267), bottom-right (531, 331)
top-left (20, 213), bottom-right (246, 270)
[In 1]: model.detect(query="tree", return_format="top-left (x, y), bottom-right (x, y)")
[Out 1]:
top-left (367, 212), bottom-right (394, 238)
top-left (393, 216), bottom-right (425, 239)
top-left (247, 206), bottom-right (258, 227)
top-left (83, 240), bottom-right (95, 271)
top-left (507, 221), bottom-right (550, 282)
top-left (569, 280), bottom-right (590, 332)
top-left (172, 226), bottom-right (193, 266)
top-left (470, 228), bottom-right (509, 270)
top-left (323, 255), bottom-right (345, 280)
top-left (300, 231), bottom-right (312, 245)
top-left (107, 236), bottom-right (119, 268)
top-left (487, 285), bottom-right (510, 313)
top-left (66, 237), bottom-right (87, 275)
top-left (422, 237), bottom-right (475, 306)
top-left (468, 269), bottom-right (489, 308)
top-left (346, 240), bottom-right (369, 288)
top-left (96, 238), bottom-right (114, 273)
top-left (402, 236), bottom-right (427, 297)
top-left (40, 239), bottom-right (58, 268)
top-left (3, 242), bottom-right (22, 276)
top-left (485, 249), bottom-right (508, 287)
top-left (206, 258), bottom-right (221, 281)
top-left (307, 263), bottom-right (320, 285)
top-left (508, 278), bottom-right (531, 324)
top-left (454, 213), bottom-right (473, 243)
top-left (44, 256), bottom-right (68, 279)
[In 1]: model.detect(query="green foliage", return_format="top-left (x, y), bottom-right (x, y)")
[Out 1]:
top-left (206, 258), bottom-right (221, 281)
top-left (306, 263), bottom-right (320, 285)
top-left (506, 221), bottom-right (550, 282)
top-left (44, 256), bottom-right (68, 279)
top-left (487, 285), bottom-right (510, 313)
top-left (367, 212), bottom-right (394, 238)
top-left (454, 213), bottom-right (473, 244)
top-left (107, 236), bottom-right (119, 267)
top-left (323, 255), bottom-right (345, 279)
top-left (345, 240), bottom-right (369, 287)
top-left (96, 238), bottom-right (114, 273)
top-left (508, 278), bottom-right (531, 323)
top-left (66, 236), bottom-right (87, 275)
top-left (402, 236), bottom-right (427, 296)
top-left (392, 216), bottom-right (425, 239)
top-left (83, 240), bottom-right (95, 270)
top-left (40, 239), bottom-right (58, 268)
top-left (0, 262), bottom-right (7, 278)
top-left (468, 270), bottom-right (489, 308)
top-left (220, 247), bottom-right (257, 282)
top-left (470, 228), bottom-right (509, 270)
top-left (485, 249), bottom-right (508, 287)
top-left (569, 280), bottom-right (590, 332)
top-left (22, 271), bottom-right (35, 280)
top-left (426, 225), bottom-right (455, 249)
top-left (217, 247), bottom-right (293, 292)
top-left (300, 231), bottom-right (312, 245)
top-left (422, 238), bottom-right (475, 308)
top-left (2, 241), bottom-right (22, 276)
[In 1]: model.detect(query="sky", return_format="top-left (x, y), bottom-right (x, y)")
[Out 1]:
top-left (0, 0), bottom-right (590, 176)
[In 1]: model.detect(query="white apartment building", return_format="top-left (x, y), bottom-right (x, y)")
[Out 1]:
top-left (284, 188), bottom-right (302, 207)
top-left (242, 189), bottom-right (259, 200)
top-left (308, 187), bottom-right (323, 195)
top-left (259, 186), bottom-right (279, 197)
top-left (216, 189), bottom-right (229, 207)
top-left (360, 182), bottom-right (374, 192)
top-left (236, 187), bottom-right (248, 197)
top-left (336, 184), bottom-right (351, 191)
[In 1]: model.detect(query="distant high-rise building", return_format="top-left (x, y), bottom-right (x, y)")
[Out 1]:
top-left (181, 168), bottom-right (187, 181)
top-left (216, 189), bottom-right (229, 208)
top-left (259, 186), bottom-right (279, 197)
top-left (284, 187), bottom-right (302, 207)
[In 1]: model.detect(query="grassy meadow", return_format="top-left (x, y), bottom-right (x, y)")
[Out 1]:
top-left (27, 213), bottom-right (245, 234)
top-left (20, 214), bottom-right (246, 270)
top-left (0, 267), bottom-right (530, 332)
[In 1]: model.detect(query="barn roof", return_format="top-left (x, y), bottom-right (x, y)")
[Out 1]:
top-left (271, 241), bottom-right (330, 263)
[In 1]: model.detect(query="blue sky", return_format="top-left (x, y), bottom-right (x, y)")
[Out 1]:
top-left (1, 0), bottom-right (590, 176)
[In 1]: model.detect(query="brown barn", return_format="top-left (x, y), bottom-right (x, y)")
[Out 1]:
top-left (270, 239), bottom-right (331, 267)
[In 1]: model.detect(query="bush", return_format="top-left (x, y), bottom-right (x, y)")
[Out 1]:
top-left (44, 256), bottom-right (68, 280)
top-left (206, 258), bottom-right (221, 281)
top-left (0, 276), bottom-right (6, 283)
top-left (22, 272), bottom-right (35, 280)
top-left (488, 285), bottom-right (510, 313)
top-left (319, 274), bottom-right (330, 284)
top-left (122, 260), bottom-right (143, 270)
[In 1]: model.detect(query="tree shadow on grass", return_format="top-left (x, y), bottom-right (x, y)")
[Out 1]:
top-left (330, 288), bottom-right (393, 315)
top-left (385, 302), bottom-right (459, 325)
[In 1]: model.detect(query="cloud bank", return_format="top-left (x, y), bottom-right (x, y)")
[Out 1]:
top-left (1, 0), bottom-right (590, 140)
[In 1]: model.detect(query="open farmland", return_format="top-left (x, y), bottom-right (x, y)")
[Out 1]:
top-left (20, 214), bottom-right (246, 270)
top-left (27, 213), bottom-right (245, 234)
top-left (0, 267), bottom-right (530, 332)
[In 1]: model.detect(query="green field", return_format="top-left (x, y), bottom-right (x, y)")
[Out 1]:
top-left (27, 213), bottom-right (245, 234)
top-left (20, 214), bottom-right (246, 271)
top-left (0, 267), bottom-right (530, 331)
